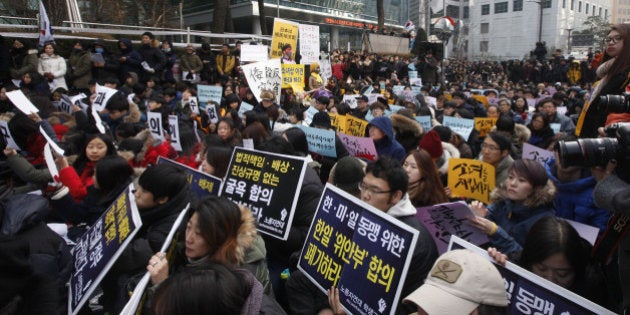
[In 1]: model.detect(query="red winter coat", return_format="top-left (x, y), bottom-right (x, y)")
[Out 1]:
top-left (58, 161), bottom-right (96, 202)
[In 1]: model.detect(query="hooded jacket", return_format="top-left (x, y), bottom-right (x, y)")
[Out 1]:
top-left (10, 48), bottom-right (38, 80)
top-left (37, 53), bottom-right (68, 91)
top-left (68, 48), bottom-right (92, 90)
top-left (367, 116), bottom-right (406, 162)
top-left (116, 39), bottom-right (143, 83)
top-left (545, 158), bottom-right (610, 233)
top-left (486, 179), bottom-right (556, 254)
top-left (389, 113), bottom-right (423, 153)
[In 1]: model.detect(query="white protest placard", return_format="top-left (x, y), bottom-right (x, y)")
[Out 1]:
top-left (70, 93), bottom-right (88, 112)
top-left (6, 90), bottom-right (39, 114)
top-left (168, 115), bottom-right (182, 152)
top-left (408, 70), bottom-right (418, 79)
top-left (0, 120), bottom-right (19, 150)
top-left (147, 111), bottom-right (164, 141)
top-left (319, 59), bottom-right (332, 84)
top-left (44, 143), bottom-right (59, 182)
top-left (522, 143), bottom-right (555, 166)
top-left (238, 101), bottom-right (255, 118)
top-left (342, 94), bottom-right (360, 109)
top-left (566, 219), bottom-right (599, 245)
top-left (425, 95), bottom-right (437, 108)
top-left (185, 96), bottom-right (199, 114)
top-left (557, 106), bottom-right (568, 116)
top-left (90, 104), bottom-right (106, 134)
top-left (304, 105), bottom-right (319, 125)
top-left (39, 126), bottom-right (64, 156)
top-left (443, 116), bottom-right (475, 140)
top-left (550, 122), bottom-right (561, 134)
top-left (363, 86), bottom-right (375, 96)
top-left (181, 71), bottom-right (200, 83)
top-left (197, 85), bottom-right (222, 108)
top-left (206, 103), bottom-right (219, 124)
top-left (299, 24), bottom-right (320, 65)
top-left (240, 44), bottom-right (269, 62)
top-left (241, 59), bottom-right (282, 104)
top-left (93, 84), bottom-right (118, 112)
top-left (56, 95), bottom-right (74, 114)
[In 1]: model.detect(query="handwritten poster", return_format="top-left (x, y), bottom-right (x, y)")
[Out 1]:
top-left (522, 143), bottom-right (554, 166)
top-left (443, 116), bottom-right (475, 141)
top-left (197, 85), bottom-right (222, 108)
top-left (298, 125), bottom-right (337, 157)
top-left (337, 133), bottom-right (378, 161)
top-left (344, 115), bottom-right (369, 137)
top-left (474, 117), bottom-right (497, 138)
top-left (242, 59), bottom-right (282, 104)
top-left (298, 24), bottom-right (320, 65)
top-left (270, 18), bottom-right (299, 59)
top-left (281, 64), bottom-right (305, 89)
top-left (240, 44), bottom-right (269, 62)
top-left (447, 158), bottom-right (495, 204)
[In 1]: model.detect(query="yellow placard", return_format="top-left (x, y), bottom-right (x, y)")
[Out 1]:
top-left (344, 116), bottom-right (369, 137)
top-left (328, 113), bottom-right (347, 134)
top-left (447, 158), bottom-right (495, 204)
top-left (471, 95), bottom-right (489, 107)
top-left (270, 18), bottom-right (299, 59)
top-left (282, 64), bottom-right (305, 89)
top-left (474, 117), bottom-right (497, 138)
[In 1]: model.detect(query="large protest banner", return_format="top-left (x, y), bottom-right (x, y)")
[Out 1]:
top-left (522, 143), bottom-right (555, 166)
top-left (299, 24), bottom-right (320, 65)
top-left (240, 44), bottom-right (269, 62)
top-left (157, 156), bottom-right (223, 197)
top-left (270, 18), bottom-right (299, 59)
top-left (474, 117), bottom-right (497, 138)
top-left (344, 115), bottom-right (369, 137)
top-left (299, 184), bottom-right (419, 315)
top-left (119, 204), bottom-right (191, 315)
top-left (337, 132), bottom-right (378, 161)
top-left (449, 236), bottom-right (615, 315)
top-left (242, 59), bottom-right (282, 104)
top-left (328, 113), bottom-right (347, 134)
top-left (416, 201), bottom-right (489, 254)
top-left (447, 158), bottom-right (495, 204)
top-left (281, 64), bottom-right (305, 89)
top-left (220, 147), bottom-right (307, 240)
top-left (197, 85), bottom-right (222, 108)
top-left (69, 185), bottom-right (142, 315)
top-left (298, 125), bottom-right (337, 158)
top-left (443, 116), bottom-right (475, 141)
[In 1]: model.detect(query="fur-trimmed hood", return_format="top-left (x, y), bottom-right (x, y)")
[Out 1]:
top-left (491, 179), bottom-right (556, 208)
top-left (234, 205), bottom-right (257, 265)
top-left (437, 141), bottom-right (460, 174)
top-left (491, 123), bottom-right (531, 144)
top-left (389, 113), bottom-right (423, 137)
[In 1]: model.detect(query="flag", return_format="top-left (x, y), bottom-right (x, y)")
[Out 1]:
top-left (39, 0), bottom-right (54, 47)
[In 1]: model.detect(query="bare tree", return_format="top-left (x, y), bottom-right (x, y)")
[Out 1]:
top-left (211, 0), bottom-right (229, 44)
top-left (377, 0), bottom-right (384, 31)
top-left (258, 0), bottom-right (268, 35)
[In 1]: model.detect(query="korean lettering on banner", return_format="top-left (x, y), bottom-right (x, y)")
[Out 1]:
top-left (299, 184), bottom-right (419, 315)
top-left (319, 59), bottom-right (332, 83)
top-left (342, 94), bottom-right (360, 109)
top-left (197, 85), bottom-right (222, 109)
top-left (522, 143), bottom-right (555, 166)
top-left (328, 113), bottom-right (347, 134)
top-left (157, 156), bottom-right (222, 197)
top-left (270, 18), bottom-right (299, 59)
top-left (147, 111), bottom-right (164, 141)
top-left (281, 64), bottom-right (305, 89)
top-left (70, 93), bottom-right (88, 112)
top-left (69, 185), bottom-right (142, 315)
top-left (56, 95), bottom-right (74, 114)
top-left (168, 115), bottom-right (182, 152)
top-left (184, 96), bottom-right (199, 114)
top-left (304, 105), bottom-right (319, 126)
top-left (415, 116), bottom-right (432, 132)
top-left (219, 147), bottom-right (307, 240)
top-left (443, 116), bottom-right (475, 141)
top-left (93, 84), bottom-right (118, 112)
top-left (416, 201), bottom-right (489, 254)
top-left (0, 120), bottom-right (20, 150)
top-left (474, 117), bottom-right (497, 138)
top-left (337, 132), bottom-right (378, 161)
top-left (298, 125), bottom-right (337, 158)
top-left (344, 116), bottom-right (369, 137)
top-left (206, 103), bottom-right (219, 124)
top-left (408, 70), bottom-right (418, 79)
top-left (240, 44), bottom-right (269, 62)
top-left (298, 24), bottom-right (320, 65)
top-left (241, 59), bottom-right (282, 104)
top-left (448, 236), bottom-right (615, 315)
top-left (447, 158), bottom-right (495, 204)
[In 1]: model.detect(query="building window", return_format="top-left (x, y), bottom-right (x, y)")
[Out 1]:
top-left (482, 4), bottom-right (490, 14)
top-left (495, 2), bottom-right (508, 13)
top-left (481, 22), bottom-right (490, 33)
top-left (447, 5), bottom-right (460, 18)
top-left (605, 8), bottom-right (608, 17)
top-left (542, 0), bottom-right (552, 8)
top-left (571, 0), bottom-right (574, 10)
top-left (480, 41), bottom-right (489, 52)
top-left (585, 3), bottom-right (589, 13)
top-left (562, 0), bottom-right (566, 8)
top-left (463, 6), bottom-right (470, 18)
top-left (578, 1), bottom-right (581, 12)
top-left (514, 0), bottom-right (523, 11)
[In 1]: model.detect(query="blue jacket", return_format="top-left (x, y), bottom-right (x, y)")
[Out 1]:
top-left (545, 158), bottom-right (610, 233)
top-left (368, 116), bottom-right (406, 162)
top-left (486, 180), bottom-right (556, 254)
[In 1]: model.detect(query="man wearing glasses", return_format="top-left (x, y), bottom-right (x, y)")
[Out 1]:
top-left (359, 157), bottom-right (438, 314)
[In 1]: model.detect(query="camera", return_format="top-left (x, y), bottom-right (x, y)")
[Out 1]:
top-left (598, 92), bottom-right (630, 113)
top-left (555, 123), bottom-right (630, 182)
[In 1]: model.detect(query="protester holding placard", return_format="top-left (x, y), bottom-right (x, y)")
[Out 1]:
top-left (179, 44), bottom-right (203, 82)
top-left (468, 159), bottom-right (556, 255)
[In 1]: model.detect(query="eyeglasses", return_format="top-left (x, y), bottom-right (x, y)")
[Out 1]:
top-left (605, 35), bottom-right (623, 44)
top-left (358, 182), bottom-right (391, 195)
top-left (481, 143), bottom-right (501, 151)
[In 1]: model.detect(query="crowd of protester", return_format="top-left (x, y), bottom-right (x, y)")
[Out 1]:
top-left (1, 23), bottom-right (630, 314)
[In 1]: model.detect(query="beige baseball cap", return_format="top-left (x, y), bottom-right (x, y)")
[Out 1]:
top-left (403, 249), bottom-right (508, 314)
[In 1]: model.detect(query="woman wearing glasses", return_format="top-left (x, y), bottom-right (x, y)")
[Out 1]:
top-left (576, 24), bottom-right (630, 138)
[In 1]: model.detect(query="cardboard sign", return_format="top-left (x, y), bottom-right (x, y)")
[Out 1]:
top-left (328, 113), bottom-right (347, 134)
top-left (167, 115), bottom-right (182, 152)
top-left (299, 184), bottom-right (419, 315)
top-left (157, 156), bottom-right (223, 197)
top-left (69, 185), bottom-right (142, 315)
top-left (240, 44), bottom-right (269, 62)
top-left (298, 24), bottom-right (320, 65)
top-left (298, 125), bottom-right (337, 158)
top-left (337, 132), bottom-right (378, 161)
top-left (416, 201), bottom-right (489, 254)
top-left (281, 64), bottom-right (305, 89)
top-left (197, 85), bottom-right (222, 108)
top-left (220, 147), bottom-right (307, 240)
top-left (522, 143), bottom-right (555, 166)
top-left (147, 111), bottom-right (164, 141)
top-left (344, 116), bottom-right (369, 137)
top-left (93, 84), bottom-right (118, 112)
top-left (270, 18), bottom-right (299, 59)
top-left (474, 117), bottom-right (497, 138)
top-left (447, 158), bottom-right (495, 204)
top-left (449, 236), bottom-right (615, 315)
top-left (242, 59), bottom-right (282, 104)
top-left (443, 116), bottom-right (475, 141)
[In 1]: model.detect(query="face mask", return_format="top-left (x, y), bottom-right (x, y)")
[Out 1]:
top-left (73, 48), bottom-right (83, 53)
top-left (163, 48), bottom-right (171, 53)
top-left (95, 48), bottom-right (104, 54)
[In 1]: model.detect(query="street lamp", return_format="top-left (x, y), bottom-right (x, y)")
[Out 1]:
top-left (528, 0), bottom-right (544, 43)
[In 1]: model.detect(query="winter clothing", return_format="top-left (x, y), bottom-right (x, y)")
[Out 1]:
top-left (390, 113), bottom-right (424, 153)
top-left (216, 52), bottom-right (235, 78)
top-left (115, 39), bottom-right (143, 84)
top-left (10, 48), bottom-right (38, 80)
top-left (138, 43), bottom-right (166, 82)
top-left (368, 116), bottom-right (407, 162)
top-left (486, 180), bottom-right (556, 254)
top-left (37, 53), bottom-right (68, 91)
top-left (68, 48), bottom-right (93, 91)
top-left (179, 51), bottom-right (204, 74)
